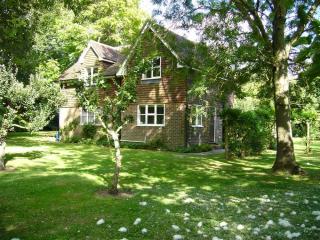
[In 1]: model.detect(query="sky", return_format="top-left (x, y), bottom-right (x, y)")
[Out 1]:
top-left (139, 0), bottom-right (200, 42)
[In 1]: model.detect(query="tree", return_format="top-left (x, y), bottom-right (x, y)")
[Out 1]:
top-left (0, 0), bottom-right (85, 81)
top-left (32, 0), bottom-right (146, 82)
top-left (0, 64), bottom-right (64, 170)
top-left (153, 0), bottom-right (320, 174)
top-left (75, 57), bottom-right (145, 194)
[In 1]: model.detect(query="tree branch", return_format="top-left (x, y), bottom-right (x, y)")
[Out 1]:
top-left (232, 0), bottom-right (272, 49)
top-left (12, 124), bottom-right (28, 130)
top-left (289, 0), bottom-right (320, 46)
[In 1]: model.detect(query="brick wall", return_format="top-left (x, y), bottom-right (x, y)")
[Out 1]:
top-left (121, 103), bottom-right (186, 148)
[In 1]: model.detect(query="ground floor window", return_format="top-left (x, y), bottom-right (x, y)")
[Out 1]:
top-left (80, 109), bottom-right (99, 125)
top-left (191, 105), bottom-right (203, 127)
top-left (138, 104), bottom-right (165, 126)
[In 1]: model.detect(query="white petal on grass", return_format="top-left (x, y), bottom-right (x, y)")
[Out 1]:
top-left (134, 218), bottom-right (141, 225)
top-left (141, 228), bottom-right (148, 234)
top-left (219, 222), bottom-right (228, 227)
top-left (285, 231), bottom-right (301, 239)
top-left (96, 219), bottom-right (105, 225)
top-left (316, 215), bottom-right (320, 221)
top-left (248, 214), bottom-right (256, 220)
top-left (184, 212), bottom-right (190, 217)
top-left (265, 220), bottom-right (274, 229)
top-left (235, 235), bottom-right (242, 240)
top-left (212, 237), bottom-right (223, 240)
top-left (139, 201), bottom-right (147, 206)
top-left (183, 198), bottom-right (195, 204)
top-left (280, 213), bottom-right (285, 217)
top-left (291, 211), bottom-right (296, 215)
top-left (118, 227), bottom-right (128, 233)
top-left (265, 236), bottom-right (272, 240)
top-left (285, 192), bottom-right (294, 197)
top-left (166, 209), bottom-right (171, 214)
top-left (186, 228), bottom-right (191, 233)
top-left (120, 238), bottom-right (128, 240)
top-left (184, 217), bottom-right (189, 221)
top-left (11, 238), bottom-right (20, 240)
top-left (278, 219), bottom-right (292, 227)
top-left (237, 224), bottom-right (245, 230)
top-left (197, 222), bottom-right (203, 228)
top-left (300, 224), bottom-right (305, 228)
top-left (172, 225), bottom-right (180, 231)
top-left (197, 230), bottom-right (204, 235)
top-left (303, 199), bottom-right (309, 204)
top-left (253, 227), bottom-right (260, 235)
top-left (173, 234), bottom-right (184, 240)
top-left (312, 211), bottom-right (320, 215)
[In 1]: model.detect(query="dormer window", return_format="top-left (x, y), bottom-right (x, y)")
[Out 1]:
top-left (142, 57), bottom-right (161, 80)
top-left (80, 67), bottom-right (98, 86)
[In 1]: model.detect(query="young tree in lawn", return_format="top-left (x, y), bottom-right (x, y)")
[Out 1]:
top-left (0, 65), bottom-right (64, 170)
top-left (75, 56), bottom-right (146, 194)
top-left (153, 0), bottom-right (320, 174)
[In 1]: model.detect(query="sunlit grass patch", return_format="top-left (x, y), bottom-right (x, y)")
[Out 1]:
top-left (0, 132), bottom-right (319, 239)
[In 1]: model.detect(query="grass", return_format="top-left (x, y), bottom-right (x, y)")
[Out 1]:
top-left (0, 132), bottom-right (319, 240)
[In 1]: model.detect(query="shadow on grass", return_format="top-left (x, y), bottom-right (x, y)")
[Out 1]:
top-left (1, 132), bottom-right (320, 239)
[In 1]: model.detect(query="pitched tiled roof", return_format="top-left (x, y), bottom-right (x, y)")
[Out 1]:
top-left (60, 41), bottom-right (124, 81)
top-left (89, 40), bottom-right (123, 63)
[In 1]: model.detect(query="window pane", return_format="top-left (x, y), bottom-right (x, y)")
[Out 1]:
top-left (192, 116), bottom-right (196, 125)
top-left (153, 57), bottom-right (160, 67)
top-left (153, 67), bottom-right (160, 77)
top-left (148, 105), bottom-right (155, 114)
top-left (147, 115), bottom-right (155, 124)
top-left (146, 69), bottom-right (152, 78)
top-left (157, 115), bottom-right (164, 125)
top-left (140, 105), bottom-right (146, 114)
top-left (157, 105), bottom-right (164, 114)
top-left (140, 115), bottom-right (146, 124)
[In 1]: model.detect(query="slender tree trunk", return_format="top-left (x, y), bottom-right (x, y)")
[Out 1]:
top-left (109, 130), bottom-right (122, 194)
top-left (306, 121), bottom-right (311, 154)
top-left (0, 142), bottom-right (6, 170)
top-left (271, 2), bottom-right (303, 174)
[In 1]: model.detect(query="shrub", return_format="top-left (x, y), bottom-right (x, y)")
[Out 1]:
top-left (64, 135), bottom-right (82, 143)
top-left (174, 144), bottom-right (212, 153)
top-left (122, 139), bottom-right (167, 150)
top-left (82, 124), bottom-right (97, 139)
top-left (96, 135), bottom-right (111, 146)
top-left (221, 107), bottom-right (274, 158)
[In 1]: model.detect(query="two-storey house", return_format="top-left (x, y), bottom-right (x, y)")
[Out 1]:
top-left (59, 21), bottom-right (223, 148)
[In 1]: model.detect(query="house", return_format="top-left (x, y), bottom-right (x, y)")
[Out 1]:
top-left (59, 21), bottom-right (223, 148)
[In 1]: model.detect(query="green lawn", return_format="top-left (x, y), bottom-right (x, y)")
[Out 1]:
top-left (1, 132), bottom-right (320, 240)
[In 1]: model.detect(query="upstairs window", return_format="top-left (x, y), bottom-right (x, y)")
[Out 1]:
top-left (80, 109), bottom-right (100, 125)
top-left (138, 104), bottom-right (165, 126)
top-left (80, 67), bottom-right (98, 86)
top-left (191, 105), bottom-right (203, 127)
top-left (142, 57), bottom-right (161, 80)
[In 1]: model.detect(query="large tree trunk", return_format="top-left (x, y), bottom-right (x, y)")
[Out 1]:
top-left (108, 131), bottom-right (122, 194)
top-left (0, 142), bottom-right (6, 170)
top-left (271, 2), bottom-right (302, 174)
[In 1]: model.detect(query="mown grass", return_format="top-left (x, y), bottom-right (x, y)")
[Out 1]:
top-left (0, 132), bottom-right (319, 240)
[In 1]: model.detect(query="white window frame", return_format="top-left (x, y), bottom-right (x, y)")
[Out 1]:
top-left (80, 109), bottom-right (100, 125)
top-left (191, 105), bottom-right (203, 128)
top-left (137, 104), bottom-right (165, 126)
top-left (82, 66), bottom-right (98, 86)
top-left (141, 57), bottom-right (161, 80)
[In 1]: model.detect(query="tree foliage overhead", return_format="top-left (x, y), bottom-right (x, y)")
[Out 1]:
top-left (0, 0), bottom-right (146, 82)
top-left (152, 0), bottom-right (320, 174)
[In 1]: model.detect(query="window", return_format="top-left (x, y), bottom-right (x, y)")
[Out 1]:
top-left (80, 109), bottom-right (100, 125)
top-left (191, 105), bottom-right (203, 127)
top-left (142, 57), bottom-right (161, 80)
top-left (138, 104), bottom-right (165, 126)
top-left (81, 67), bottom-right (98, 86)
